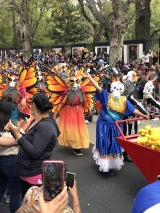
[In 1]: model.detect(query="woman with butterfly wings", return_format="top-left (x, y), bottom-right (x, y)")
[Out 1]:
top-left (45, 72), bottom-right (99, 156)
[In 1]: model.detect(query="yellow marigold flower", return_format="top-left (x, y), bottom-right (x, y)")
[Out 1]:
top-left (145, 125), bottom-right (151, 130)
top-left (151, 145), bottom-right (156, 150)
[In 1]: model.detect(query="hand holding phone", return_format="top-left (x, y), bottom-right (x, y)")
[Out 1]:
top-left (11, 104), bottom-right (19, 126)
top-left (66, 172), bottom-right (75, 188)
top-left (42, 160), bottom-right (65, 201)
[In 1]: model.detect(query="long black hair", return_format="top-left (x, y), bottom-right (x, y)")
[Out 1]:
top-left (32, 92), bottom-right (53, 113)
top-left (0, 94), bottom-right (17, 131)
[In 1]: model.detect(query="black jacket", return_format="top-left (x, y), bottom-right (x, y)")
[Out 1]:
top-left (17, 117), bottom-right (60, 177)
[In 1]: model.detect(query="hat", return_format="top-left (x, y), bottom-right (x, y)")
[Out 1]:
top-left (131, 180), bottom-right (160, 213)
top-left (104, 64), bottom-right (109, 68)
top-left (98, 59), bottom-right (104, 65)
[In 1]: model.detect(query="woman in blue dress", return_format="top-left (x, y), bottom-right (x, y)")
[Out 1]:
top-left (83, 73), bottom-right (149, 175)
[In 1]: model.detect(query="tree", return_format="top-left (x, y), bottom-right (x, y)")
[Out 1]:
top-left (0, 7), bottom-right (14, 47)
top-left (48, 0), bottom-right (93, 45)
top-left (150, 0), bottom-right (160, 38)
top-left (78, 0), bottom-right (135, 66)
top-left (135, 0), bottom-right (151, 39)
top-left (0, 0), bottom-right (55, 61)
top-left (78, 0), bottom-right (103, 43)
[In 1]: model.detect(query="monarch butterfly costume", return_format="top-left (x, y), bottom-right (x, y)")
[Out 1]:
top-left (2, 52), bottom-right (39, 116)
top-left (46, 72), bottom-right (99, 154)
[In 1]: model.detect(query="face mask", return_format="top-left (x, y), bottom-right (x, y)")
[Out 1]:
top-left (72, 82), bottom-right (78, 90)
top-left (9, 81), bottom-right (16, 87)
top-left (112, 90), bottom-right (120, 100)
top-left (30, 109), bottom-right (34, 115)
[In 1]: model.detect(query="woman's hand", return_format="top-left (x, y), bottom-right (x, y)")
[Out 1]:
top-left (68, 180), bottom-right (81, 213)
top-left (19, 98), bottom-right (27, 110)
top-left (68, 180), bottom-right (78, 198)
top-left (82, 72), bottom-right (91, 79)
top-left (144, 115), bottom-right (150, 119)
top-left (39, 186), bottom-right (68, 213)
top-left (6, 120), bottom-right (21, 139)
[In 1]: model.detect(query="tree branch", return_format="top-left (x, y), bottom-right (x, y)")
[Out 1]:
top-left (123, 0), bottom-right (135, 12)
top-left (0, 4), bottom-right (14, 8)
top-left (151, 29), bottom-right (160, 37)
top-left (77, 0), bottom-right (94, 28)
top-left (85, 0), bottom-right (108, 27)
top-left (10, 0), bottom-right (21, 14)
top-left (30, 1), bottom-right (52, 39)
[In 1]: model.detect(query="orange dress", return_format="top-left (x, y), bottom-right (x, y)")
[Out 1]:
top-left (58, 95), bottom-right (90, 149)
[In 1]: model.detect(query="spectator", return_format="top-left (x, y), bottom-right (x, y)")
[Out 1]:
top-left (39, 186), bottom-right (69, 213)
top-left (4, 92), bottom-right (60, 199)
top-left (131, 180), bottom-right (160, 213)
top-left (16, 179), bottom-right (81, 213)
top-left (103, 51), bottom-right (109, 64)
top-left (149, 49), bottom-right (158, 66)
top-left (0, 93), bottom-right (21, 213)
top-left (128, 69), bottom-right (149, 115)
top-left (40, 180), bottom-right (81, 213)
top-left (142, 50), bottom-right (152, 68)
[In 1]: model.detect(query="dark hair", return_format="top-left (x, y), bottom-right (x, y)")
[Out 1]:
top-left (32, 92), bottom-right (53, 112)
top-left (144, 50), bottom-right (148, 55)
top-left (0, 94), bottom-right (17, 131)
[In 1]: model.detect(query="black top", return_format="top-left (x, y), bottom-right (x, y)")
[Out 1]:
top-left (17, 117), bottom-right (60, 177)
top-left (136, 77), bottom-right (148, 99)
top-left (152, 56), bottom-right (158, 65)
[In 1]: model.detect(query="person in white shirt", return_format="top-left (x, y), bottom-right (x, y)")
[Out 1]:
top-left (142, 50), bottom-right (152, 68)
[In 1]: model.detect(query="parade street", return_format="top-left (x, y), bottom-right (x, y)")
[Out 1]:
top-left (1, 115), bottom-right (160, 213)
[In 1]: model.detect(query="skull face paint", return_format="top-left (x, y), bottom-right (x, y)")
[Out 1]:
top-left (110, 81), bottom-right (124, 100)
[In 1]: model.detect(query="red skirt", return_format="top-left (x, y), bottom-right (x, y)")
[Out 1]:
top-left (58, 105), bottom-right (90, 149)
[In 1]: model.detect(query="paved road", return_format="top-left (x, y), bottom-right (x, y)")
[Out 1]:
top-left (1, 115), bottom-right (160, 212)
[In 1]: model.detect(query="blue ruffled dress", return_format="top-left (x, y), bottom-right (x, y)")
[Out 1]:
top-left (93, 89), bottom-right (135, 172)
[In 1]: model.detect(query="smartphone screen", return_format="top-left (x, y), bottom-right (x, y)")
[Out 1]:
top-left (66, 172), bottom-right (75, 188)
top-left (42, 161), bottom-right (65, 201)
top-left (11, 105), bottom-right (19, 126)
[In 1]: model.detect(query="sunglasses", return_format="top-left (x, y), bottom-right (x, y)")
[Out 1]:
top-left (70, 79), bottom-right (79, 83)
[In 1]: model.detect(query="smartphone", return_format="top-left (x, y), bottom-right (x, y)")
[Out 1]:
top-left (19, 112), bottom-right (30, 120)
top-left (11, 104), bottom-right (19, 126)
top-left (66, 172), bottom-right (75, 188)
top-left (42, 160), bottom-right (65, 201)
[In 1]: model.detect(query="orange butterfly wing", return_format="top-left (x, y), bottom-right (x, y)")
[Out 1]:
top-left (49, 93), bottom-right (68, 114)
top-left (44, 74), bottom-right (69, 114)
top-left (46, 74), bottom-right (68, 92)
top-left (81, 76), bottom-right (100, 93)
top-left (80, 76), bottom-right (100, 115)
top-left (82, 93), bottom-right (96, 114)
top-left (19, 67), bottom-right (37, 88)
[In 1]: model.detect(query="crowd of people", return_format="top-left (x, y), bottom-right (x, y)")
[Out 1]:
top-left (0, 47), bottom-right (159, 212)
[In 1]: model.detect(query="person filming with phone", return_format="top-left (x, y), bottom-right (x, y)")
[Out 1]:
top-left (2, 92), bottom-right (60, 199)
top-left (41, 161), bottom-right (81, 213)
top-left (0, 93), bottom-right (21, 213)
top-left (39, 179), bottom-right (81, 213)
top-left (15, 163), bottom-right (81, 213)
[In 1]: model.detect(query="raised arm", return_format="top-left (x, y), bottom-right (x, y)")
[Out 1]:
top-left (83, 72), bottom-right (102, 93)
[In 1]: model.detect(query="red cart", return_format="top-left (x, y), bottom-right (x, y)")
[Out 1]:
top-left (115, 116), bottom-right (160, 183)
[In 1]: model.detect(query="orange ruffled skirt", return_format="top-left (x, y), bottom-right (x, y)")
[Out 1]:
top-left (58, 105), bottom-right (90, 149)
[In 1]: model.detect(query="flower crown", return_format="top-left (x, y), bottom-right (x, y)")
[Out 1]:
top-left (83, 48), bottom-right (89, 53)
